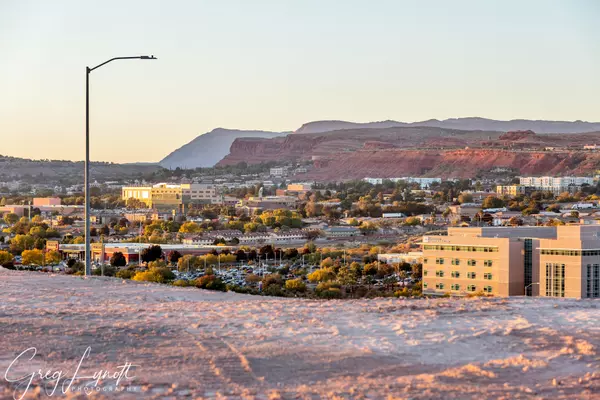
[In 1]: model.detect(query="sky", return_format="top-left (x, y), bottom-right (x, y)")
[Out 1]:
top-left (1, 0), bottom-right (599, 163)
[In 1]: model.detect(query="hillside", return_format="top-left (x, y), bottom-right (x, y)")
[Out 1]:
top-left (0, 156), bottom-right (160, 183)
top-left (218, 126), bottom-right (600, 180)
top-left (1, 269), bottom-right (597, 399)
top-left (159, 128), bottom-right (287, 169)
top-left (295, 117), bottom-right (600, 134)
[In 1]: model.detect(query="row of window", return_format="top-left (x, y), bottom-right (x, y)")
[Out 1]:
top-left (541, 249), bottom-right (600, 257)
top-left (423, 245), bottom-right (499, 252)
top-left (428, 258), bottom-right (494, 267)
top-left (427, 270), bottom-right (492, 280)
top-left (425, 282), bottom-right (492, 293)
top-left (586, 264), bottom-right (600, 298)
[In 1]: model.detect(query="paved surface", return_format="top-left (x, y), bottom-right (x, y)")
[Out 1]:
top-left (0, 268), bottom-right (598, 399)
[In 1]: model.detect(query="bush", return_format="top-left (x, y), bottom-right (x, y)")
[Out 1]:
top-left (116, 269), bottom-right (136, 279)
top-left (318, 287), bottom-right (342, 299)
top-left (173, 279), bottom-right (191, 287)
top-left (262, 273), bottom-right (283, 290)
top-left (195, 275), bottom-right (226, 291)
top-left (466, 290), bottom-right (489, 298)
top-left (394, 287), bottom-right (410, 297)
top-left (316, 282), bottom-right (343, 299)
top-left (92, 265), bottom-right (116, 276)
top-left (132, 266), bottom-right (175, 283)
top-left (227, 284), bottom-right (257, 294)
top-left (263, 284), bottom-right (284, 297)
top-left (285, 278), bottom-right (306, 293)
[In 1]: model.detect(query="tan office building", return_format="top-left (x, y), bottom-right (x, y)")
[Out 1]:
top-left (122, 183), bottom-right (221, 211)
top-left (422, 226), bottom-right (600, 298)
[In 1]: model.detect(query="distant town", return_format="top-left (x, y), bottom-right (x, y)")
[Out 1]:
top-left (1, 159), bottom-right (599, 299)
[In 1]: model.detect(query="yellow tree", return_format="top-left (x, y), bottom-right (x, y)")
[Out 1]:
top-left (45, 250), bottom-right (62, 265)
top-left (22, 249), bottom-right (44, 265)
top-left (0, 250), bottom-right (13, 264)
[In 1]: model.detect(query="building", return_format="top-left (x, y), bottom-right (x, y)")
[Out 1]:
top-left (269, 167), bottom-right (288, 177)
top-left (378, 252), bottom-right (423, 265)
top-left (363, 177), bottom-right (442, 189)
top-left (422, 226), bottom-right (600, 298)
top-left (538, 226), bottom-right (600, 298)
top-left (323, 226), bottom-right (360, 238)
top-left (518, 176), bottom-right (594, 194)
top-left (33, 197), bottom-right (61, 207)
top-left (496, 185), bottom-right (526, 196)
top-left (121, 183), bottom-right (221, 211)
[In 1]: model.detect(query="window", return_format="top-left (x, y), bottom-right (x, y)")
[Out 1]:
top-left (467, 272), bottom-right (476, 279)
top-left (435, 270), bottom-right (444, 277)
top-left (451, 271), bottom-right (460, 278)
top-left (423, 245), bottom-right (499, 252)
top-left (435, 258), bottom-right (444, 265)
top-left (423, 282), bottom-right (428, 289)
top-left (484, 286), bottom-right (492, 293)
top-left (483, 273), bottom-right (492, 280)
top-left (435, 283), bottom-right (445, 290)
top-left (541, 249), bottom-right (600, 256)
top-left (451, 258), bottom-right (460, 265)
top-left (587, 264), bottom-right (600, 298)
top-left (467, 259), bottom-right (477, 266)
top-left (545, 263), bottom-right (565, 297)
top-left (467, 285), bottom-right (477, 292)
top-left (484, 260), bottom-right (493, 267)
top-left (423, 258), bottom-right (428, 264)
top-left (451, 284), bottom-right (460, 291)
top-left (423, 270), bottom-right (428, 276)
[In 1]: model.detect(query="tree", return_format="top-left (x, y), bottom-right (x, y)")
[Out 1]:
top-left (482, 196), bottom-right (505, 209)
top-left (457, 193), bottom-right (473, 204)
top-left (22, 249), bottom-right (44, 265)
top-left (9, 234), bottom-right (35, 255)
top-left (179, 222), bottom-right (201, 234)
top-left (307, 267), bottom-right (335, 283)
top-left (45, 250), bottom-right (62, 265)
top-left (110, 252), bottom-right (127, 267)
top-left (168, 250), bottom-right (183, 264)
top-left (141, 245), bottom-right (163, 263)
top-left (3, 213), bottom-right (19, 225)
top-left (285, 278), bottom-right (306, 292)
top-left (0, 251), bottom-right (13, 265)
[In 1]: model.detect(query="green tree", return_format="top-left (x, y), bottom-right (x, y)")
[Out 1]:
top-left (3, 213), bottom-right (19, 225)
top-left (482, 196), bottom-right (505, 209)
top-left (45, 250), bottom-right (62, 265)
top-left (110, 251), bottom-right (127, 267)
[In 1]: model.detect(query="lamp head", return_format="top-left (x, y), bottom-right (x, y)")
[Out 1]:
top-left (140, 55), bottom-right (157, 60)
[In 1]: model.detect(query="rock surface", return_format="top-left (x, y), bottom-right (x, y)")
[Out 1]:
top-left (0, 268), bottom-right (598, 399)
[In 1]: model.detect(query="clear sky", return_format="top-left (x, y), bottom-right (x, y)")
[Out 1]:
top-left (1, 0), bottom-right (599, 163)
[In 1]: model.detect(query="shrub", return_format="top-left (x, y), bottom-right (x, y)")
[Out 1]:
top-left (173, 279), bottom-right (191, 287)
top-left (92, 265), bottom-right (116, 276)
top-left (285, 278), bottom-right (306, 293)
top-left (227, 284), bottom-right (257, 294)
top-left (394, 288), bottom-right (410, 297)
top-left (151, 266), bottom-right (175, 282)
top-left (318, 287), bottom-right (342, 299)
top-left (316, 282), bottom-right (343, 299)
top-left (262, 273), bottom-right (283, 290)
top-left (132, 270), bottom-right (163, 283)
top-left (116, 269), bottom-right (136, 279)
top-left (195, 275), bottom-right (226, 291)
top-left (263, 284), bottom-right (284, 297)
top-left (466, 290), bottom-right (489, 298)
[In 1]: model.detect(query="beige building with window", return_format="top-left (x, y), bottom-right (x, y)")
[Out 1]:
top-left (122, 183), bottom-right (221, 211)
top-left (422, 226), bottom-right (600, 298)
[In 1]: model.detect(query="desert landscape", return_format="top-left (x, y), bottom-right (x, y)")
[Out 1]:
top-left (0, 267), bottom-right (598, 399)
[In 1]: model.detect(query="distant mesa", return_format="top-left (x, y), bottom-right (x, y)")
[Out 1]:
top-left (159, 128), bottom-right (287, 169)
top-left (499, 130), bottom-right (536, 141)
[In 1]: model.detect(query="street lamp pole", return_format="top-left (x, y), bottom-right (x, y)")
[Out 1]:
top-left (525, 282), bottom-right (539, 296)
top-left (85, 55), bottom-right (156, 276)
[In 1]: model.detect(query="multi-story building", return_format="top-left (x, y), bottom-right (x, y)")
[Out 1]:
top-left (496, 185), bottom-right (526, 196)
top-left (518, 176), bottom-right (594, 194)
top-left (538, 226), bottom-right (600, 298)
top-left (363, 177), bottom-right (443, 189)
top-left (122, 183), bottom-right (221, 211)
top-left (422, 226), bottom-right (600, 298)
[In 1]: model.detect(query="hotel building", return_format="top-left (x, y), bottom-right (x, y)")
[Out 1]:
top-left (422, 226), bottom-right (600, 298)
top-left (122, 183), bottom-right (221, 211)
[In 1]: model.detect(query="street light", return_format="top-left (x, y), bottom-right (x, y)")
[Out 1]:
top-left (84, 55), bottom-right (156, 276)
top-left (525, 282), bottom-right (539, 296)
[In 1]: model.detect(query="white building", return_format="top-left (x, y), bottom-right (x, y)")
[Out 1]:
top-left (519, 176), bottom-right (594, 193)
top-left (377, 252), bottom-right (423, 264)
top-left (363, 177), bottom-right (442, 189)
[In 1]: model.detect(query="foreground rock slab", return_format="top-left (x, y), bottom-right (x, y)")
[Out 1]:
top-left (0, 268), bottom-right (598, 399)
